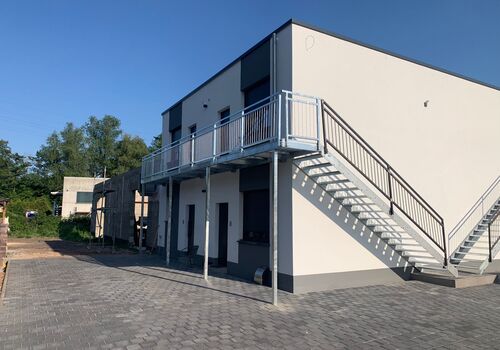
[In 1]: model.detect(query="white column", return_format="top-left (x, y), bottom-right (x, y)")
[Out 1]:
top-left (204, 167), bottom-right (211, 280)
top-left (166, 178), bottom-right (173, 265)
top-left (271, 152), bottom-right (279, 305)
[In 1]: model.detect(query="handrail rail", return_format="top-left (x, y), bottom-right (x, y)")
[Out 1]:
top-left (449, 175), bottom-right (500, 239)
top-left (322, 101), bottom-right (447, 261)
top-left (142, 92), bottom-right (282, 161)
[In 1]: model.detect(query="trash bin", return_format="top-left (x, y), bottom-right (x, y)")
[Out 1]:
top-left (254, 266), bottom-right (271, 286)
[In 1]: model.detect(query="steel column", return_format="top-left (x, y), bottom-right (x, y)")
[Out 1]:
top-left (139, 184), bottom-right (145, 254)
top-left (204, 167), bottom-right (211, 280)
top-left (271, 151), bottom-right (278, 305)
top-left (166, 178), bottom-right (173, 265)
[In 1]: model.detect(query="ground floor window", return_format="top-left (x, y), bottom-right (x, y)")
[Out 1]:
top-left (242, 189), bottom-right (269, 243)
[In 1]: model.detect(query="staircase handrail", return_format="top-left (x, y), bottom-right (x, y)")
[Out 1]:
top-left (448, 175), bottom-right (500, 241)
top-left (321, 101), bottom-right (447, 262)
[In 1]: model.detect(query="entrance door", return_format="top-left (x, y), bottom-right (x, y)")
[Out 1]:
top-left (218, 203), bottom-right (229, 266)
top-left (187, 205), bottom-right (195, 254)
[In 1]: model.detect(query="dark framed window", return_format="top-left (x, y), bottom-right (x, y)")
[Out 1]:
top-left (220, 108), bottom-right (230, 123)
top-left (242, 189), bottom-right (269, 243)
top-left (76, 192), bottom-right (93, 204)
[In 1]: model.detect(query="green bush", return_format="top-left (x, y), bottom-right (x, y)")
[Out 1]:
top-left (59, 216), bottom-right (92, 241)
top-left (8, 197), bottom-right (92, 241)
top-left (8, 197), bottom-right (60, 237)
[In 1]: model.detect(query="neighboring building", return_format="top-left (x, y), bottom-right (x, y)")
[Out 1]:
top-left (142, 19), bottom-right (500, 293)
top-left (90, 168), bottom-right (159, 249)
top-left (61, 177), bottom-right (107, 218)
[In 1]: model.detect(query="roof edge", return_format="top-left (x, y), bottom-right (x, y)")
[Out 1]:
top-left (161, 18), bottom-right (499, 116)
top-left (290, 19), bottom-right (500, 92)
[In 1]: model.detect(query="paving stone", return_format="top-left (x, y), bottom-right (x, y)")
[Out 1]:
top-left (1, 255), bottom-right (499, 349)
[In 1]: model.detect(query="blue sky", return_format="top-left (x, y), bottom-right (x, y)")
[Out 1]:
top-left (1, 0), bottom-right (499, 156)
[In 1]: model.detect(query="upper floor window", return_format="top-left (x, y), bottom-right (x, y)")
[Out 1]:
top-left (219, 108), bottom-right (230, 124)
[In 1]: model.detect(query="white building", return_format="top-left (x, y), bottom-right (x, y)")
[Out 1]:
top-left (142, 19), bottom-right (500, 293)
top-left (61, 177), bottom-right (107, 218)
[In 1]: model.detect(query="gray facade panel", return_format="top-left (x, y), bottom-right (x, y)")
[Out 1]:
top-left (239, 164), bottom-right (269, 192)
top-left (169, 103), bottom-right (182, 132)
top-left (292, 267), bottom-right (412, 294)
top-left (241, 41), bottom-right (270, 91)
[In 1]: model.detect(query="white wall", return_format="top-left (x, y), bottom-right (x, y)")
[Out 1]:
top-left (178, 172), bottom-right (241, 261)
top-left (62, 177), bottom-right (106, 218)
top-left (291, 23), bottom-right (500, 233)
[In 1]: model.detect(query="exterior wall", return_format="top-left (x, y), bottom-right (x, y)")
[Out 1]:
top-left (291, 23), bottom-right (500, 231)
top-left (62, 177), bottom-right (106, 218)
top-left (177, 172), bottom-right (241, 262)
top-left (288, 23), bottom-right (500, 288)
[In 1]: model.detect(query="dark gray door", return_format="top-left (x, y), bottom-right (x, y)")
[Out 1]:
top-left (187, 205), bottom-right (195, 254)
top-left (218, 203), bottom-right (229, 266)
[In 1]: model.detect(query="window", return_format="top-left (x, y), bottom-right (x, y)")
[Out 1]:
top-left (189, 124), bottom-right (197, 136)
top-left (242, 189), bottom-right (269, 243)
top-left (76, 192), bottom-right (93, 204)
top-left (220, 108), bottom-right (230, 123)
top-left (171, 127), bottom-right (181, 143)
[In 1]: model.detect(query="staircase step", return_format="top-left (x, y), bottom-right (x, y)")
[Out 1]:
top-left (408, 257), bottom-right (440, 263)
top-left (402, 251), bottom-right (433, 258)
top-left (380, 233), bottom-right (414, 240)
top-left (387, 239), bottom-right (420, 246)
top-left (294, 154), bottom-right (322, 162)
top-left (454, 251), bottom-right (489, 257)
top-left (351, 206), bottom-right (384, 213)
top-left (318, 178), bottom-right (351, 185)
top-left (333, 192), bottom-right (367, 199)
top-left (394, 245), bottom-right (426, 252)
top-left (309, 171), bottom-right (341, 178)
top-left (459, 245), bottom-right (489, 251)
top-left (301, 163), bottom-right (331, 170)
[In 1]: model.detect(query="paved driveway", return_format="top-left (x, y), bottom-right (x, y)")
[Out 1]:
top-left (1, 255), bottom-right (499, 350)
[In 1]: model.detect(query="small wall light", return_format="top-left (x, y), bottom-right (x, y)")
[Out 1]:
top-left (424, 100), bottom-right (430, 107)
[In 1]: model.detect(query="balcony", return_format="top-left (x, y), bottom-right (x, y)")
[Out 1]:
top-left (141, 91), bottom-right (322, 184)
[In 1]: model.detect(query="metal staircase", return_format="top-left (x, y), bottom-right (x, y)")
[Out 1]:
top-left (295, 101), bottom-right (459, 277)
top-left (448, 177), bottom-right (500, 274)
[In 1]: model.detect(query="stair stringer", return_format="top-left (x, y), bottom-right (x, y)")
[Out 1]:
top-left (321, 152), bottom-right (459, 277)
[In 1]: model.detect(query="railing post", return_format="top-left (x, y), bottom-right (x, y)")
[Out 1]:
top-left (321, 100), bottom-right (328, 154)
top-left (212, 125), bottom-right (217, 160)
top-left (488, 220), bottom-right (493, 263)
top-left (442, 223), bottom-right (448, 266)
top-left (316, 98), bottom-right (321, 151)
top-left (277, 94), bottom-right (282, 144)
top-left (240, 111), bottom-right (245, 150)
top-left (191, 135), bottom-right (195, 166)
top-left (285, 92), bottom-right (289, 146)
top-left (387, 166), bottom-right (394, 216)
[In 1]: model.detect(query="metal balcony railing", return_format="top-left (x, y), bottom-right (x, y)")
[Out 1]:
top-left (141, 91), bottom-right (322, 183)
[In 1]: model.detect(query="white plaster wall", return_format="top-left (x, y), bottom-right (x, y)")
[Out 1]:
top-left (291, 165), bottom-right (408, 276)
top-left (177, 172), bottom-right (241, 261)
top-left (291, 23), bottom-right (500, 233)
top-left (178, 63), bottom-right (243, 139)
top-left (62, 177), bottom-right (106, 218)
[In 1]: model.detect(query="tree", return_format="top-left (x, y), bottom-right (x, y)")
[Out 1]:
top-left (114, 134), bottom-right (149, 174)
top-left (0, 140), bottom-right (29, 198)
top-left (35, 123), bottom-right (88, 190)
top-left (85, 115), bottom-right (121, 177)
top-left (148, 133), bottom-right (162, 152)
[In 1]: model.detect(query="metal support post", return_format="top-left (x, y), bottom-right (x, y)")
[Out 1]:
top-left (203, 167), bottom-right (211, 280)
top-left (139, 184), bottom-right (145, 254)
top-left (166, 178), bottom-right (173, 265)
top-left (271, 151), bottom-right (278, 305)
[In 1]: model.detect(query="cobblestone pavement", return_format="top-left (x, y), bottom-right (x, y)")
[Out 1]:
top-left (1, 255), bottom-right (499, 350)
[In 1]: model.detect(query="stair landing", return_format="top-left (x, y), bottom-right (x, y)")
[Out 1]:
top-left (411, 271), bottom-right (497, 288)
